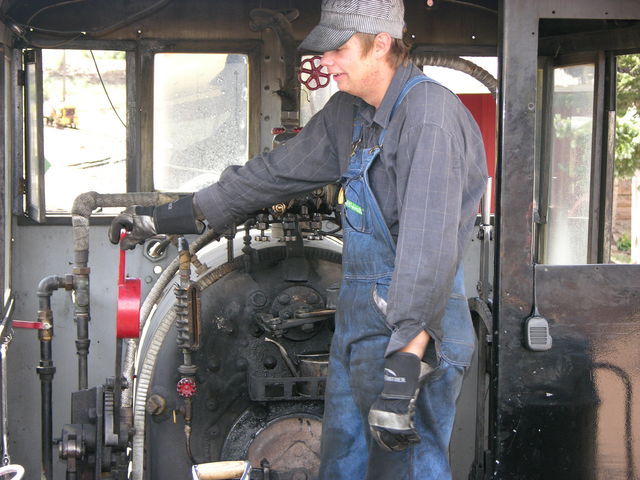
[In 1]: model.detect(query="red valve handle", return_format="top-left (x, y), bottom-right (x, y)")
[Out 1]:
top-left (116, 230), bottom-right (141, 339)
top-left (177, 377), bottom-right (197, 398)
top-left (298, 56), bottom-right (330, 91)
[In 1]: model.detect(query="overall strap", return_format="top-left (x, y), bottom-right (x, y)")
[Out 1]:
top-left (379, 75), bottom-right (434, 146)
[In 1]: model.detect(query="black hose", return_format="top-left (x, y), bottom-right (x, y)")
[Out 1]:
top-left (410, 53), bottom-right (498, 98)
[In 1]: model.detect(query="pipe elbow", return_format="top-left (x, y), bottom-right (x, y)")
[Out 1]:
top-left (37, 275), bottom-right (66, 298)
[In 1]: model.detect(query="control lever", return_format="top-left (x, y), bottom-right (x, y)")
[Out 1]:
top-left (257, 308), bottom-right (335, 335)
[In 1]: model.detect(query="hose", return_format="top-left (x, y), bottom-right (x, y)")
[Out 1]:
top-left (411, 53), bottom-right (498, 98)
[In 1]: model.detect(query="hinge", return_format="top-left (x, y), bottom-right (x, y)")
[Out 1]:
top-left (17, 69), bottom-right (25, 86)
top-left (18, 177), bottom-right (27, 195)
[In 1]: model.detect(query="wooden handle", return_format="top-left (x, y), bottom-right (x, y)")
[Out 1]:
top-left (192, 461), bottom-right (250, 480)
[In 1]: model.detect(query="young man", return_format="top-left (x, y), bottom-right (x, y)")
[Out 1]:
top-left (110, 1), bottom-right (487, 478)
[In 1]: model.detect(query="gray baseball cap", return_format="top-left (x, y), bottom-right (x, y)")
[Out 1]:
top-left (299, 0), bottom-right (405, 53)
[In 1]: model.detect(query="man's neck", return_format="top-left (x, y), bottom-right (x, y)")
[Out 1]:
top-left (364, 64), bottom-right (397, 109)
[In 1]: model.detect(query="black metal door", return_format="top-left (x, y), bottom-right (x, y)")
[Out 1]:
top-left (492, 1), bottom-right (640, 479)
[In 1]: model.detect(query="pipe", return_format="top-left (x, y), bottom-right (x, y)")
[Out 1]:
top-left (36, 275), bottom-right (66, 480)
top-left (131, 257), bottom-right (236, 480)
top-left (70, 192), bottom-right (178, 390)
top-left (410, 53), bottom-right (498, 98)
top-left (121, 228), bottom-right (218, 410)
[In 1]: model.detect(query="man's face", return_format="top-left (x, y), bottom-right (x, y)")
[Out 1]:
top-left (320, 34), bottom-right (378, 101)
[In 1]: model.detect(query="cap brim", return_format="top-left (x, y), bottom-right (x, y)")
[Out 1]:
top-left (298, 24), bottom-right (355, 52)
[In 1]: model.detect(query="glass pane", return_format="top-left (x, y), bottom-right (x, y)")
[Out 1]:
top-left (153, 53), bottom-right (248, 192)
top-left (543, 64), bottom-right (595, 264)
top-left (25, 51), bottom-right (44, 222)
top-left (42, 49), bottom-right (126, 213)
top-left (610, 54), bottom-right (640, 264)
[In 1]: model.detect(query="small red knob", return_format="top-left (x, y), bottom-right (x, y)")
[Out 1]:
top-left (176, 377), bottom-right (197, 398)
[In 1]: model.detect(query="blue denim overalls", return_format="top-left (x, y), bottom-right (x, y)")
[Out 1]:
top-left (318, 76), bottom-right (476, 480)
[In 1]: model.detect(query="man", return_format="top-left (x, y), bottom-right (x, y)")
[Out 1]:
top-left (110, 1), bottom-right (487, 478)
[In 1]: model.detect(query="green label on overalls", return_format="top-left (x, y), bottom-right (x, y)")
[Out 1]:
top-left (345, 199), bottom-right (363, 215)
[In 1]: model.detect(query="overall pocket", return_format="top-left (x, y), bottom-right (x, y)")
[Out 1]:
top-left (341, 176), bottom-right (371, 234)
top-left (368, 278), bottom-right (393, 333)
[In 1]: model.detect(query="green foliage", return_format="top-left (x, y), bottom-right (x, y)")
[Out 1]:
top-left (617, 233), bottom-right (631, 252)
top-left (616, 54), bottom-right (640, 179)
top-left (617, 54), bottom-right (640, 114)
top-left (615, 108), bottom-right (640, 179)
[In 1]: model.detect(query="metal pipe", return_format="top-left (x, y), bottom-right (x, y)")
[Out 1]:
top-left (36, 275), bottom-right (65, 480)
top-left (38, 340), bottom-right (54, 480)
top-left (121, 228), bottom-right (217, 410)
top-left (1, 336), bottom-right (12, 467)
top-left (70, 192), bottom-right (178, 390)
top-left (131, 258), bottom-right (237, 480)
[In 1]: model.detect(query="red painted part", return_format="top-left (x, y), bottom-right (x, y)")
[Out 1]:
top-left (298, 56), bottom-right (330, 90)
top-left (12, 320), bottom-right (44, 329)
top-left (272, 127), bottom-right (286, 135)
top-left (458, 93), bottom-right (496, 213)
top-left (116, 231), bottom-right (141, 339)
top-left (176, 377), bottom-right (197, 398)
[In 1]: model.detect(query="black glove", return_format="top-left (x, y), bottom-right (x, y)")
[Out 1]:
top-left (109, 195), bottom-right (205, 250)
top-left (368, 352), bottom-right (433, 452)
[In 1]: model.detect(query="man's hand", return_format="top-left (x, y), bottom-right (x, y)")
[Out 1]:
top-left (108, 195), bottom-right (205, 250)
top-left (108, 206), bottom-right (158, 250)
top-left (368, 352), bottom-right (433, 452)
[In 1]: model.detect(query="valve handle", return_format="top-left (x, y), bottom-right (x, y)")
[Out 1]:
top-left (298, 56), bottom-right (330, 91)
top-left (116, 230), bottom-right (141, 339)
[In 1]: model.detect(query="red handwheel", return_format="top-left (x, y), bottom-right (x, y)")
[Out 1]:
top-left (298, 55), bottom-right (330, 90)
top-left (116, 230), bottom-right (141, 339)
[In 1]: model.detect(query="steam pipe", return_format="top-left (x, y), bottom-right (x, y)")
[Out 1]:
top-left (70, 191), bottom-right (178, 390)
top-left (410, 53), bottom-right (498, 98)
top-left (121, 228), bottom-right (218, 410)
top-left (131, 254), bottom-right (236, 480)
top-left (36, 275), bottom-right (66, 480)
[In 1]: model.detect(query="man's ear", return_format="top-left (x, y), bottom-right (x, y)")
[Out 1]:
top-left (373, 32), bottom-right (393, 59)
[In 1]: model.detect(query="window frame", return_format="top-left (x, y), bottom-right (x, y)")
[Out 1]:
top-left (535, 51), bottom-right (606, 264)
top-left (17, 39), bottom-right (260, 225)
top-left (137, 40), bottom-right (261, 193)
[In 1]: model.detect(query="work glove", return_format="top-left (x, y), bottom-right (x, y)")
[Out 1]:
top-left (368, 352), bottom-right (433, 452)
top-left (108, 195), bottom-right (205, 250)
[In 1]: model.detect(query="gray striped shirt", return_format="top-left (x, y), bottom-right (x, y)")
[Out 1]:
top-left (195, 63), bottom-right (487, 353)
